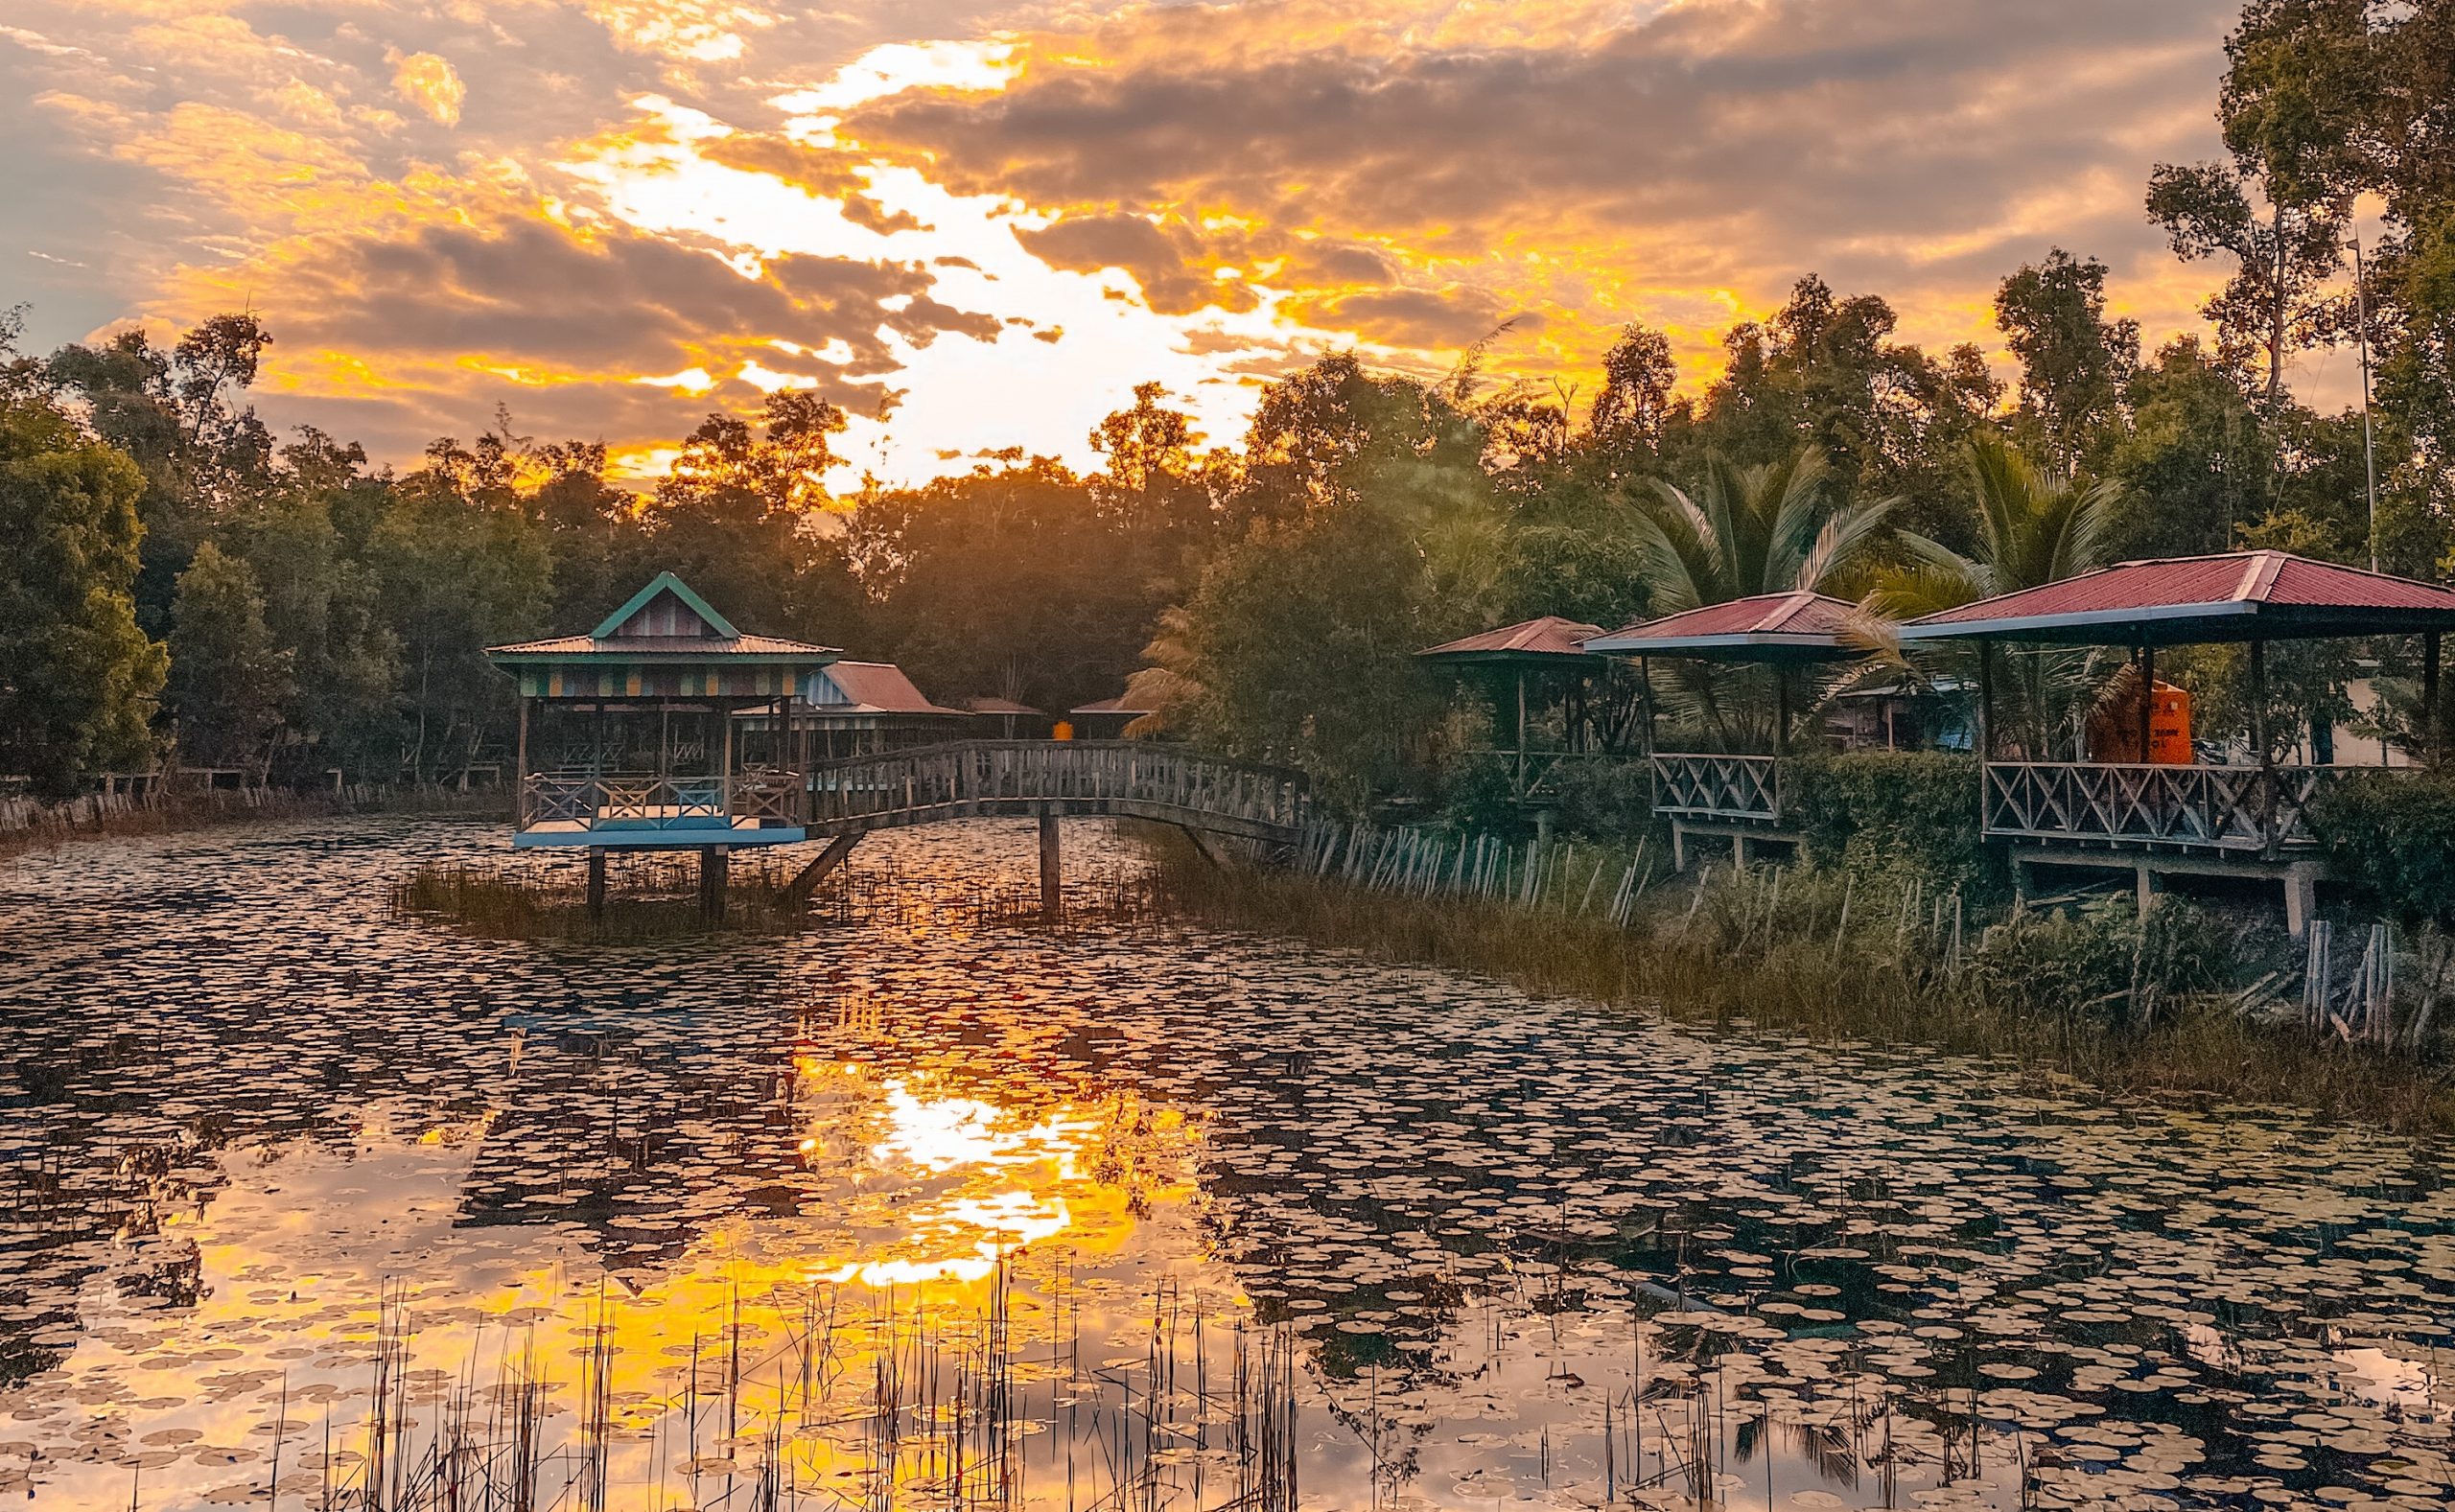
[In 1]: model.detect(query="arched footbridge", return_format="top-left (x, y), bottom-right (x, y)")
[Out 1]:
top-left (783, 740), bottom-right (1310, 906)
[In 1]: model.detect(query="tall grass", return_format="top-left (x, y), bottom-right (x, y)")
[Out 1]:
top-left (1148, 839), bottom-right (2455, 1135)
top-left (388, 859), bottom-right (812, 941)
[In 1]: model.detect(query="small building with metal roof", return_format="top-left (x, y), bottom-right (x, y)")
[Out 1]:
top-left (1416, 616), bottom-right (1625, 814)
top-left (1586, 593), bottom-right (1866, 865)
top-left (486, 572), bottom-right (839, 881)
top-left (1899, 550), bottom-right (2455, 933)
top-left (801, 661), bottom-right (970, 758)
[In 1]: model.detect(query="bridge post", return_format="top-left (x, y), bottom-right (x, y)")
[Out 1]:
top-left (699, 845), bottom-right (729, 924)
top-left (1039, 803), bottom-right (1063, 922)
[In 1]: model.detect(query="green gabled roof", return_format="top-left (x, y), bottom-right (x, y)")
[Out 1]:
top-left (591, 571), bottom-right (740, 640)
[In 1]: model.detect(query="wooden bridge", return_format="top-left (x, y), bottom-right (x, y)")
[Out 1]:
top-left (783, 740), bottom-right (1310, 915)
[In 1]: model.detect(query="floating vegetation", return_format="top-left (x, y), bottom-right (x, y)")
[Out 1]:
top-left (1, 816), bottom-right (2451, 1510)
top-left (1147, 837), bottom-right (2455, 1136)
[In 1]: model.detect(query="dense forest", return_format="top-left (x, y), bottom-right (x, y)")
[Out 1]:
top-left (1, 0), bottom-right (2448, 813)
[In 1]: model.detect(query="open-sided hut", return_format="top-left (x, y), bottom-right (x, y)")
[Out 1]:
top-left (1899, 549), bottom-right (2455, 932)
top-left (959, 696), bottom-right (1050, 740)
top-left (1067, 694), bottom-right (1154, 741)
top-left (1415, 616), bottom-right (1616, 805)
top-left (485, 573), bottom-right (839, 914)
top-left (1585, 592), bottom-right (1862, 865)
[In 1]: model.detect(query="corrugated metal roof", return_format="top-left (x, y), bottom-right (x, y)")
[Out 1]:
top-left (1903, 551), bottom-right (2455, 644)
top-left (808, 661), bottom-right (965, 716)
top-left (490, 633), bottom-right (838, 657)
top-left (1585, 593), bottom-right (1860, 660)
top-left (1069, 694), bottom-right (1154, 715)
top-left (961, 696), bottom-right (1044, 715)
top-left (1417, 616), bottom-right (1608, 660)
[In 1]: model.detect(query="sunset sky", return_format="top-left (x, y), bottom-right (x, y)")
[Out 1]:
top-left (1, 0), bottom-right (2331, 488)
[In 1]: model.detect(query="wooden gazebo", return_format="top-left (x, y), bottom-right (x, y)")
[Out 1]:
top-left (1585, 592), bottom-right (1862, 866)
top-left (485, 573), bottom-right (840, 916)
top-left (1899, 550), bottom-right (2455, 933)
top-left (1416, 616), bottom-right (1617, 807)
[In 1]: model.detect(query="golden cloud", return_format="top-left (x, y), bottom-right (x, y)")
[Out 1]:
top-left (389, 50), bottom-right (466, 128)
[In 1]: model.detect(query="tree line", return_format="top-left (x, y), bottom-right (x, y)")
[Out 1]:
top-left (0, 0), bottom-right (2445, 810)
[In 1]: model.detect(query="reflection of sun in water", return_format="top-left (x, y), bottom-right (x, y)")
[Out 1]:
top-left (799, 1065), bottom-right (1190, 1288)
top-left (835, 1080), bottom-right (1085, 1284)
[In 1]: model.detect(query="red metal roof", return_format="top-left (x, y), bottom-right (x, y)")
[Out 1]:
top-left (807, 661), bottom-right (965, 716)
top-left (1585, 593), bottom-right (1861, 661)
top-left (1902, 551), bottom-right (2455, 645)
top-left (1417, 616), bottom-right (1607, 661)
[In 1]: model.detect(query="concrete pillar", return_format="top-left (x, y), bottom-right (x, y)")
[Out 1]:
top-left (1732, 833), bottom-right (1751, 870)
top-left (586, 848), bottom-right (607, 920)
top-left (1038, 804), bottom-right (1063, 922)
top-left (2284, 865), bottom-right (2316, 942)
top-left (699, 845), bottom-right (729, 925)
top-left (1671, 821), bottom-right (1688, 872)
top-left (2135, 862), bottom-right (2161, 914)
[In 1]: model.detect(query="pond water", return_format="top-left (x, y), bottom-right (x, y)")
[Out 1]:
top-left (1, 817), bottom-right (2450, 1512)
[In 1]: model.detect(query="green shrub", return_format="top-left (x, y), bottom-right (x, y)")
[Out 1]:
top-left (1789, 752), bottom-right (2006, 899)
top-left (1968, 894), bottom-right (2239, 1026)
top-left (2308, 769), bottom-right (2455, 928)
top-left (1435, 750), bottom-right (1531, 837)
top-left (1547, 756), bottom-right (1660, 843)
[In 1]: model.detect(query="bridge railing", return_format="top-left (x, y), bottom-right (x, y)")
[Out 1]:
top-left (805, 741), bottom-right (1307, 835)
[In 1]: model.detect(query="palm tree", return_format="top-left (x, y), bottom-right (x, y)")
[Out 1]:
top-left (1856, 433), bottom-right (2125, 757)
top-left (1863, 432), bottom-right (2119, 620)
top-left (1627, 447), bottom-right (1899, 747)
top-left (1631, 448), bottom-right (1898, 612)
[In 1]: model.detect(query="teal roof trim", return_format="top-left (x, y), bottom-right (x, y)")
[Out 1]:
top-left (590, 571), bottom-right (740, 640)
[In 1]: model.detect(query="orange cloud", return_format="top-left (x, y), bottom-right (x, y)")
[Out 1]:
top-left (388, 50), bottom-right (465, 128)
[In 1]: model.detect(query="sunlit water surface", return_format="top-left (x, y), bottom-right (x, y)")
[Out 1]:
top-left (1, 817), bottom-right (2450, 1512)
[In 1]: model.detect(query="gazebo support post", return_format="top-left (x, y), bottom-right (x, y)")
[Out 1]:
top-left (2424, 632), bottom-right (2442, 765)
top-left (586, 847), bottom-right (606, 921)
top-left (1039, 803), bottom-right (1064, 922)
top-left (1515, 668), bottom-right (1529, 796)
top-left (1976, 640), bottom-right (1996, 832)
top-left (514, 698), bottom-right (529, 828)
top-left (2138, 641), bottom-right (2155, 761)
top-left (2251, 640), bottom-right (2276, 855)
top-left (1637, 658), bottom-right (1657, 755)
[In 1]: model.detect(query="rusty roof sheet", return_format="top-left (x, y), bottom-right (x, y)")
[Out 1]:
top-left (960, 696), bottom-right (1044, 715)
top-left (1584, 593), bottom-right (1861, 661)
top-left (1069, 694), bottom-right (1154, 715)
top-left (807, 661), bottom-right (965, 716)
top-left (1417, 616), bottom-right (1608, 661)
top-left (1902, 551), bottom-right (2455, 644)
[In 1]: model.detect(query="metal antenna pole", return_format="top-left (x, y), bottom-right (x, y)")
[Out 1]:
top-left (2354, 215), bottom-right (2381, 574)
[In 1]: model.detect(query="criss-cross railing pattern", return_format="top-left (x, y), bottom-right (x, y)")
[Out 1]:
top-left (807, 741), bottom-right (1307, 843)
top-left (1984, 761), bottom-right (2344, 851)
top-left (519, 774), bottom-right (792, 833)
top-left (1650, 753), bottom-right (1784, 824)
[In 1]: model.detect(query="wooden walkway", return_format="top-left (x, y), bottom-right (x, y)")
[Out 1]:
top-left (779, 741), bottom-right (1309, 913)
top-left (804, 740), bottom-right (1308, 844)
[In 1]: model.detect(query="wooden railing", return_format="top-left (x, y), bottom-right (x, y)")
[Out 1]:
top-left (518, 772), bottom-right (805, 833)
top-left (1650, 753), bottom-right (1785, 824)
top-left (806, 741), bottom-right (1307, 842)
top-left (1983, 761), bottom-right (2347, 852)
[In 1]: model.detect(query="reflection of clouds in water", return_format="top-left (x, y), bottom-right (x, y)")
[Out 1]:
top-left (1, 816), bottom-right (2452, 1510)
